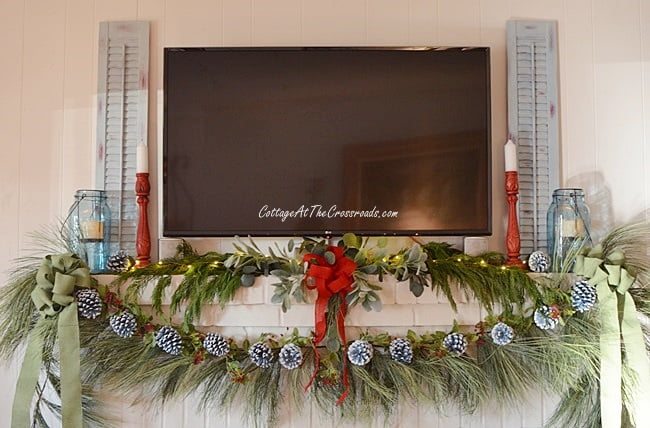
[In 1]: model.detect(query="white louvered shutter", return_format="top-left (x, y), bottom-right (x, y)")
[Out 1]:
top-left (507, 20), bottom-right (560, 257)
top-left (96, 21), bottom-right (149, 256)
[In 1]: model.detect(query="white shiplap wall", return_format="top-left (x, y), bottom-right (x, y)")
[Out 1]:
top-left (0, 0), bottom-right (649, 427)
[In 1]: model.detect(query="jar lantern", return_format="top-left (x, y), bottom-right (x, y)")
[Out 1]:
top-left (66, 189), bottom-right (111, 273)
top-left (546, 188), bottom-right (592, 272)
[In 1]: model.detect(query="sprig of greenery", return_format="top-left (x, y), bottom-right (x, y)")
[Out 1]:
top-left (422, 242), bottom-right (544, 312)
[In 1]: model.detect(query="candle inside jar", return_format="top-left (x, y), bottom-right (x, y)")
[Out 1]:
top-left (561, 218), bottom-right (584, 238)
top-left (81, 220), bottom-right (104, 241)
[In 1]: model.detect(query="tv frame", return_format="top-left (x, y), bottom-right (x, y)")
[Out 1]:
top-left (162, 46), bottom-right (492, 237)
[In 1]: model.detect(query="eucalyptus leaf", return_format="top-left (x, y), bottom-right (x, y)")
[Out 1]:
top-left (242, 265), bottom-right (256, 274)
top-left (294, 288), bottom-right (305, 303)
top-left (289, 280), bottom-right (301, 295)
top-left (241, 273), bottom-right (255, 287)
top-left (268, 247), bottom-right (277, 259)
top-left (224, 255), bottom-right (236, 268)
top-left (288, 239), bottom-right (295, 252)
top-left (324, 251), bottom-right (336, 265)
top-left (270, 269), bottom-right (289, 278)
top-left (375, 248), bottom-right (388, 259)
top-left (369, 295), bottom-right (383, 312)
top-left (326, 338), bottom-right (341, 352)
top-left (409, 277), bottom-right (424, 297)
top-left (360, 265), bottom-right (377, 274)
top-left (346, 293), bottom-right (359, 307)
top-left (342, 233), bottom-right (359, 248)
top-left (367, 282), bottom-right (383, 291)
top-left (377, 236), bottom-right (388, 248)
top-left (354, 250), bottom-right (367, 265)
top-left (271, 294), bottom-right (284, 304)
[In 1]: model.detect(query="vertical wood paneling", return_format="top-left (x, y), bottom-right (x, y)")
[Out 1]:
top-left (18, 0), bottom-right (66, 249)
top-left (62, 0), bottom-right (95, 209)
top-left (408, 0), bottom-right (438, 45)
top-left (563, 0), bottom-right (616, 240)
top-left (593, 0), bottom-right (645, 222)
top-left (224, 0), bottom-right (253, 45)
top-left (94, 0), bottom-right (138, 21)
top-left (397, 401), bottom-right (419, 426)
top-left (436, 406), bottom-right (461, 427)
top-left (252, 0), bottom-right (302, 45)
top-left (301, 0), bottom-right (366, 45)
top-left (182, 399), bottom-right (206, 428)
top-left (563, 0), bottom-right (597, 179)
top-left (0, 0), bottom-right (24, 267)
top-left (366, 0), bottom-right (409, 45)
top-left (501, 406), bottom-right (524, 428)
top-left (641, 0), bottom-right (650, 221)
top-left (481, 406), bottom-right (503, 428)
top-left (0, 1), bottom-right (24, 421)
top-left (542, 393), bottom-right (561, 423)
top-left (165, 0), bottom-right (223, 46)
top-left (437, 0), bottom-right (481, 45)
top-left (479, 0), bottom-right (509, 254)
top-left (508, 0), bottom-right (565, 20)
top-left (162, 401), bottom-right (184, 428)
top-left (520, 389), bottom-right (544, 427)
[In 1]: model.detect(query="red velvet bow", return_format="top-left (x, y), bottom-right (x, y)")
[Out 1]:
top-left (302, 245), bottom-right (357, 405)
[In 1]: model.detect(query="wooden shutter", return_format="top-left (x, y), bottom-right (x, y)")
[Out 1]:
top-left (507, 20), bottom-right (560, 257)
top-left (96, 21), bottom-right (149, 255)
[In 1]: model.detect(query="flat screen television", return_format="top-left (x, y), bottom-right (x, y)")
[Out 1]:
top-left (163, 47), bottom-right (491, 237)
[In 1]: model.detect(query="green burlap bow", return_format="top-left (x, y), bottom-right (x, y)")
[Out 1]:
top-left (574, 245), bottom-right (650, 428)
top-left (12, 253), bottom-right (91, 428)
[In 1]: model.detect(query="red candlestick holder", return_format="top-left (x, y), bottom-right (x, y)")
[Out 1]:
top-left (135, 173), bottom-right (151, 268)
top-left (505, 171), bottom-right (526, 269)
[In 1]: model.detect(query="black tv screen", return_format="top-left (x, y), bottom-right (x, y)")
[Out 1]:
top-left (164, 47), bottom-right (491, 236)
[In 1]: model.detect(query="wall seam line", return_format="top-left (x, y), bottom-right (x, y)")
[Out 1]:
top-left (638, 0), bottom-right (649, 221)
top-left (60, 0), bottom-right (69, 218)
top-left (590, 0), bottom-right (599, 181)
top-left (17, 0), bottom-right (26, 254)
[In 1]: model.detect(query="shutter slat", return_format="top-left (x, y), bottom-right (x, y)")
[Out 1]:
top-left (507, 20), bottom-right (560, 257)
top-left (96, 21), bottom-right (149, 255)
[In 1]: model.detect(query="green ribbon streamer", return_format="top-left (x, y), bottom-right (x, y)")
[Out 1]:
top-left (575, 246), bottom-right (650, 428)
top-left (12, 254), bottom-right (90, 428)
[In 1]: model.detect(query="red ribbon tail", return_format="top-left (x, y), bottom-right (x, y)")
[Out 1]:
top-left (304, 342), bottom-right (320, 392)
top-left (336, 360), bottom-right (349, 406)
top-left (335, 297), bottom-right (349, 406)
top-left (313, 294), bottom-right (330, 345)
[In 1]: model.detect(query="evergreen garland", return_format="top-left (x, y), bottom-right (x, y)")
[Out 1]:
top-left (0, 225), bottom-right (648, 427)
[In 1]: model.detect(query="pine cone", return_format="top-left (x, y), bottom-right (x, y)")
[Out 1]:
top-left (76, 288), bottom-right (102, 319)
top-left (389, 338), bottom-right (413, 364)
top-left (109, 311), bottom-right (137, 338)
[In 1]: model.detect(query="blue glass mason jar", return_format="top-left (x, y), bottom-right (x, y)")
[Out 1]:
top-left (546, 188), bottom-right (591, 272)
top-left (66, 190), bottom-right (112, 273)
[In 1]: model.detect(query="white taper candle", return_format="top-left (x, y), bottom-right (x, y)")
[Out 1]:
top-left (136, 141), bottom-right (149, 173)
top-left (504, 139), bottom-right (518, 172)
